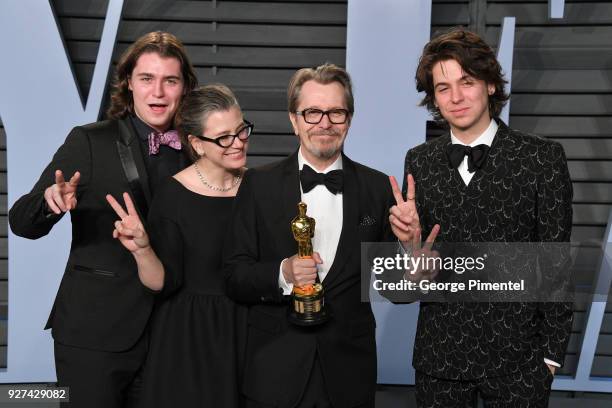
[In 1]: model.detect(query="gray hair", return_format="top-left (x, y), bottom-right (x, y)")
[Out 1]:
top-left (287, 63), bottom-right (354, 114)
top-left (176, 84), bottom-right (240, 161)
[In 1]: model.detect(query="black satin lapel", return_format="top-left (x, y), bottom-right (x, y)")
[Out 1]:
top-left (281, 152), bottom-right (302, 251)
top-left (117, 118), bottom-right (151, 217)
top-left (322, 155), bottom-right (359, 290)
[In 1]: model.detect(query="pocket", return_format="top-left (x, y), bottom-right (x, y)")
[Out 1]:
top-left (358, 224), bottom-right (379, 242)
top-left (72, 264), bottom-right (118, 278)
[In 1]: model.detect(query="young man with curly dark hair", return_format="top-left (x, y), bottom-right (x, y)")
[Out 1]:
top-left (389, 28), bottom-right (573, 407)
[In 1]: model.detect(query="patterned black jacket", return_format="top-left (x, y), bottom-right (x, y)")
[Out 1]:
top-left (403, 120), bottom-right (573, 380)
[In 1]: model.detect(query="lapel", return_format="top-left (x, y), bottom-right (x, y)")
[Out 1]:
top-left (280, 151), bottom-right (303, 253)
top-left (320, 153), bottom-right (360, 290)
top-left (461, 119), bottom-right (510, 195)
top-left (483, 119), bottom-right (511, 171)
top-left (116, 117), bottom-right (152, 218)
top-left (436, 134), bottom-right (463, 189)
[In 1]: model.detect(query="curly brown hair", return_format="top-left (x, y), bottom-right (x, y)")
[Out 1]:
top-left (415, 28), bottom-right (509, 123)
top-left (106, 31), bottom-right (198, 120)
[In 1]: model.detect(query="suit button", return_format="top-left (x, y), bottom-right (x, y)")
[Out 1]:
top-left (260, 296), bottom-right (266, 301)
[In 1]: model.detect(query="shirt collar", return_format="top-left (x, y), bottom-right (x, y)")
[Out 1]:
top-left (298, 147), bottom-right (343, 173)
top-left (450, 118), bottom-right (498, 147)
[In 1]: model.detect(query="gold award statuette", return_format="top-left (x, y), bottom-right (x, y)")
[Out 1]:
top-left (288, 202), bottom-right (330, 326)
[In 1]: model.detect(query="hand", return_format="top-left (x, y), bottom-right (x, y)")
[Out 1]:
top-left (43, 170), bottom-right (80, 214)
top-left (389, 174), bottom-right (421, 244)
top-left (546, 363), bottom-right (556, 376)
top-left (106, 192), bottom-right (150, 255)
top-left (404, 225), bottom-right (441, 282)
top-left (282, 252), bottom-right (323, 287)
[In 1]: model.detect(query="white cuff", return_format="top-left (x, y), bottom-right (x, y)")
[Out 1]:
top-left (278, 259), bottom-right (294, 295)
top-left (544, 358), bottom-right (561, 368)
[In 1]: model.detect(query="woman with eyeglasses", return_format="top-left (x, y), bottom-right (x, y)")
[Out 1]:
top-left (106, 84), bottom-right (251, 407)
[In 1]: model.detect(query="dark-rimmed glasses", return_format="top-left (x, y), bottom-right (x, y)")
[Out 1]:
top-left (193, 120), bottom-right (254, 148)
top-left (295, 108), bottom-right (350, 124)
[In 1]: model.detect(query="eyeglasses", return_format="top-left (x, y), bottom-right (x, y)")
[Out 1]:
top-left (193, 120), bottom-right (254, 148)
top-left (295, 108), bottom-right (350, 124)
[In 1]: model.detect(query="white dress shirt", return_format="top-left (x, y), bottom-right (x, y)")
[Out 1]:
top-left (450, 119), bottom-right (560, 369)
top-left (278, 149), bottom-right (344, 294)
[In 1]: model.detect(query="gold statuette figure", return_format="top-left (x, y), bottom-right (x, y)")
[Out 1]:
top-left (288, 202), bottom-right (330, 325)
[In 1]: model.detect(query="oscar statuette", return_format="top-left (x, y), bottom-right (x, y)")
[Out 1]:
top-left (288, 202), bottom-right (330, 326)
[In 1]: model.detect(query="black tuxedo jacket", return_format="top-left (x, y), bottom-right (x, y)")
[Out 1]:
top-left (9, 117), bottom-right (184, 352)
top-left (224, 151), bottom-right (395, 408)
top-left (403, 120), bottom-right (574, 380)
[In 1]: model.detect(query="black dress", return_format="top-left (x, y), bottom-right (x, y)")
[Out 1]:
top-left (140, 177), bottom-right (246, 408)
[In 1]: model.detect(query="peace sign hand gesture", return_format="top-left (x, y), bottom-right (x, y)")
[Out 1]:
top-left (106, 192), bottom-right (150, 254)
top-left (389, 174), bottom-right (422, 244)
top-left (388, 174), bottom-right (442, 281)
top-left (44, 170), bottom-right (80, 214)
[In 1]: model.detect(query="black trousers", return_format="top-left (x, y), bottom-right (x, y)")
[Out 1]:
top-left (54, 332), bottom-right (148, 408)
top-left (415, 361), bottom-right (554, 408)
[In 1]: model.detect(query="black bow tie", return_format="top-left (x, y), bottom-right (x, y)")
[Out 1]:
top-left (300, 164), bottom-right (344, 194)
top-left (446, 144), bottom-right (490, 173)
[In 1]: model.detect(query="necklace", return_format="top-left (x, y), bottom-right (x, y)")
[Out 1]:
top-left (193, 162), bottom-right (241, 192)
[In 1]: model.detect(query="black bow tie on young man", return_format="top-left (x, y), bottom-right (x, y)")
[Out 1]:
top-left (446, 144), bottom-right (490, 173)
top-left (299, 164), bottom-right (344, 194)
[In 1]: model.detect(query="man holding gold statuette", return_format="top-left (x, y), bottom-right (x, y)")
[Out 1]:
top-left (224, 63), bottom-right (402, 408)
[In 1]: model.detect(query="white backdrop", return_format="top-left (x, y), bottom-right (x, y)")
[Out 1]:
top-left (345, 0), bottom-right (432, 385)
